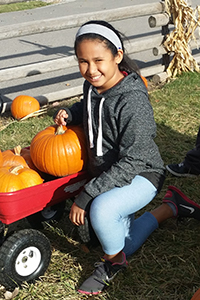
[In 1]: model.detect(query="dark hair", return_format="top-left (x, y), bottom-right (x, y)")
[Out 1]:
top-left (74, 20), bottom-right (140, 74)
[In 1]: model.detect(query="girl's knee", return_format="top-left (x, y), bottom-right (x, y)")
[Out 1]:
top-left (90, 195), bottom-right (107, 219)
top-left (90, 194), bottom-right (115, 227)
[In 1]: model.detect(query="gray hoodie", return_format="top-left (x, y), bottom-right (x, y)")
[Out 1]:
top-left (64, 72), bottom-right (165, 211)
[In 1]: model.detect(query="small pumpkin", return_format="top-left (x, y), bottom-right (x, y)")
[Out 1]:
top-left (11, 95), bottom-right (40, 120)
top-left (20, 147), bottom-right (41, 173)
top-left (0, 165), bottom-right (43, 193)
top-left (2, 145), bottom-right (28, 168)
top-left (0, 150), bottom-right (3, 167)
top-left (30, 124), bottom-right (87, 177)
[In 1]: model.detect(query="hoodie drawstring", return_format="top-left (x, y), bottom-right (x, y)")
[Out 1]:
top-left (87, 86), bottom-right (94, 149)
top-left (87, 85), bottom-right (105, 156)
top-left (96, 97), bottom-right (105, 156)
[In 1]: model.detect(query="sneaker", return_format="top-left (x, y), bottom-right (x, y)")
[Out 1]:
top-left (166, 162), bottom-right (198, 177)
top-left (163, 185), bottom-right (200, 220)
top-left (78, 252), bottom-right (128, 295)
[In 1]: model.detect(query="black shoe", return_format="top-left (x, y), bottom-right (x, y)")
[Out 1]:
top-left (166, 162), bottom-right (198, 177)
top-left (163, 185), bottom-right (200, 220)
top-left (78, 252), bottom-right (128, 295)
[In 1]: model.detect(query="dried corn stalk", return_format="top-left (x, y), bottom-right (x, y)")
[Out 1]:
top-left (19, 105), bottom-right (48, 121)
top-left (164, 0), bottom-right (200, 77)
top-left (0, 106), bottom-right (48, 132)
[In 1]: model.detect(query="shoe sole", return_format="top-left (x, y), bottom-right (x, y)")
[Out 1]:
top-left (166, 165), bottom-right (197, 178)
top-left (78, 289), bottom-right (101, 295)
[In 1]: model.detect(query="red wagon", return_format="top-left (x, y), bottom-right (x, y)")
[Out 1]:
top-left (0, 170), bottom-right (88, 290)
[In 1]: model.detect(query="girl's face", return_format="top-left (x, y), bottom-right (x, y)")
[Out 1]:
top-left (76, 39), bottom-right (124, 94)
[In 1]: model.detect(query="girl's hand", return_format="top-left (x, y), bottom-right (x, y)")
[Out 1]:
top-left (54, 109), bottom-right (68, 126)
top-left (69, 202), bottom-right (86, 226)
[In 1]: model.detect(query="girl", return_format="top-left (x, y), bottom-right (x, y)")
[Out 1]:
top-left (54, 20), bottom-right (200, 295)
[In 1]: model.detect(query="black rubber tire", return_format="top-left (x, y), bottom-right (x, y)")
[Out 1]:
top-left (26, 201), bottom-right (66, 229)
top-left (0, 229), bottom-right (51, 290)
top-left (0, 221), bottom-right (5, 246)
top-left (77, 216), bottom-right (100, 247)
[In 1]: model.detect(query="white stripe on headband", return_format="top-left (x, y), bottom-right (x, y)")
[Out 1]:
top-left (76, 24), bottom-right (122, 50)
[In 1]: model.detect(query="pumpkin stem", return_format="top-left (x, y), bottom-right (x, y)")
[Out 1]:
top-left (56, 125), bottom-right (66, 135)
top-left (14, 145), bottom-right (22, 156)
top-left (9, 165), bottom-right (24, 175)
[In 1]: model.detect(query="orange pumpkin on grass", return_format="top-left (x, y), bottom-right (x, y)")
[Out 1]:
top-left (30, 125), bottom-right (87, 177)
top-left (11, 95), bottom-right (40, 120)
top-left (0, 165), bottom-right (43, 193)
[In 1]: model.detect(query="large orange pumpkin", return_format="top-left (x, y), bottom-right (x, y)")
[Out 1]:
top-left (11, 95), bottom-right (40, 120)
top-left (0, 165), bottom-right (43, 193)
top-left (0, 150), bottom-right (3, 167)
top-left (2, 145), bottom-right (28, 168)
top-left (30, 125), bottom-right (87, 177)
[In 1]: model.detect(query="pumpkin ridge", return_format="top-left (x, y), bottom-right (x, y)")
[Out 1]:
top-left (56, 133), bottom-right (70, 176)
top-left (66, 131), bottom-right (81, 174)
top-left (44, 137), bottom-right (58, 176)
top-left (31, 133), bottom-right (53, 173)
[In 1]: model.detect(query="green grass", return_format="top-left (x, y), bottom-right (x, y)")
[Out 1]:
top-left (0, 71), bottom-right (200, 299)
top-left (0, 1), bottom-right (50, 14)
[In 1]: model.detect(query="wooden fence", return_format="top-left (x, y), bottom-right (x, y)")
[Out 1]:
top-left (0, 1), bottom-right (199, 112)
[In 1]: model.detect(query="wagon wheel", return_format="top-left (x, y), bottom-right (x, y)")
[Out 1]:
top-left (0, 229), bottom-right (51, 290)
top-left (0, 221), bottom-right (5, 246)
top-left (26, 201), bottom-right (66, 229)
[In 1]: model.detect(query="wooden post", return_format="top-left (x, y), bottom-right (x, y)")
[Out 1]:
top-left (153, 46), bottom-right (167, 56)
top-left (152, 72), bottom-right (168, 84)
top-left (148, 13), bottom-right (170, 28)
top-left (161, 0), bottom-right (170, 71)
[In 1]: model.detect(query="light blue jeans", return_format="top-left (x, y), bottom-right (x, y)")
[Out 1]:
top-left (89, 175), bottom-right (159, 257)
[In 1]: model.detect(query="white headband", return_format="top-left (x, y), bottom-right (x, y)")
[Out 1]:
top-left (76, 24), bottom-right (122, 50)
